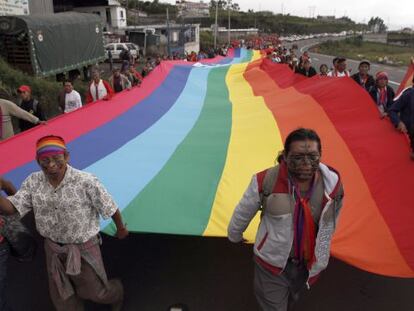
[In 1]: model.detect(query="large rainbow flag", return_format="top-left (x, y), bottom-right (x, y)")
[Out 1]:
top-left (1, 49), bottom-right (413, 278)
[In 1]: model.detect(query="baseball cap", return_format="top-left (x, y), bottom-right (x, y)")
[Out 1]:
top-left (359, 60), bottom-right (370, 67)
top-left (17, 85), bottom-right (31, 93)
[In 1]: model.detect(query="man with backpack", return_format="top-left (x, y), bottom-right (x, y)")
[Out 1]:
top-left (228, 128), bottom-right (344, 311)
top-left (17, 85), bottom-right (46, 132)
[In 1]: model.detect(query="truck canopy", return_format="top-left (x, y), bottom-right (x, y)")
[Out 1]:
top-left (0, 12), bottom-right (105, 76)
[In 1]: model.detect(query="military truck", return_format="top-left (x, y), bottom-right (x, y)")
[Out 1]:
top-left (0, 12), bottom-right (106, 79)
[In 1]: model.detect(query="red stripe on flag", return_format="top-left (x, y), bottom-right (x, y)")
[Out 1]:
top-left (0, 62), bottom-right (174, 174)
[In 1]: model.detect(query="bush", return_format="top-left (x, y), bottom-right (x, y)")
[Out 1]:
top-left (200, 31), bottom-right (214, 50)
top-left (0, 57), bottom-right (62, 119)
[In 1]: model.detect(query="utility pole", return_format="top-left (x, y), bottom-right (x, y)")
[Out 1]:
top-left (227, 0), bottom-right (231, 45)
top-left (166, 7), bottom-right (170, 56)
top-left (214, 1), bottom-right (218, 48)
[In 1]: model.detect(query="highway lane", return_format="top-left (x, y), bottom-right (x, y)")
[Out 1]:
top-left (284, 38), bottom-right (409, 90)
top-left (5, 212), bottom-right (414, 310)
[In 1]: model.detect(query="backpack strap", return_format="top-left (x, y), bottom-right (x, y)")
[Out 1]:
top-left (259, 166), bottom-right (279, 213)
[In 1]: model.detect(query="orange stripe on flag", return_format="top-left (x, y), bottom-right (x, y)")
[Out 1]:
top-left (244, 61), bottom-right (413, 277)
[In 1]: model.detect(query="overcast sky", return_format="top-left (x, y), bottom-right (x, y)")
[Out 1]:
top-left (163, 0), bottom-right (414, 29)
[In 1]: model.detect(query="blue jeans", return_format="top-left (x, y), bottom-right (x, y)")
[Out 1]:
top-left (0, 241), bottom-right (9, 311)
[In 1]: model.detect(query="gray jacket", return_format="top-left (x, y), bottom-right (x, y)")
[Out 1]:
top-left (228, 163), bottom-right (344, 278)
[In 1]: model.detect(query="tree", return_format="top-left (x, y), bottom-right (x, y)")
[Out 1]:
top-left (209, 0), bottom-right (227, 10)
top-left (368, 17), bottom-right (387, 33)
top-left (210, 0), bottom-right (240, 12)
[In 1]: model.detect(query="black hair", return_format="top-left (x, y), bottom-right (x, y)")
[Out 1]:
top-left (319, 64), bottom-right (328, 70)
top-left (284, 128), bottom-right (322, 155)
top-left (62, 79), bottom-right (73, 85)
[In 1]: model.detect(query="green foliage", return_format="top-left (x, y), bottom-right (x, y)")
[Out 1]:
top-left (368, 17), bottom-right (387, 33)
top-left (0, 57), bottom-right (62, 118)
top-left (311, 38), bottom-right (414, 66)
top-left (183, 11), bottom-right (365, 35)
top-left (210, 0), bottom-right (240, 11)
top-left (130, 1), bottom-right (365, 35)
top-left (123, 0), bottom-right (177, 15)
top-left (200, 31), bottom-right (214, 50)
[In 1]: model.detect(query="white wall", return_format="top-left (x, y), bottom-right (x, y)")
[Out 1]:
top-left (74, 5), bottom-right (126, 29)
top-left (110, 6), bottom-right (127, 29)
top-left (73, 6), bottom-right (106, 24)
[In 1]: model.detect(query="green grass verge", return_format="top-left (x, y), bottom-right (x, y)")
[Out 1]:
top-left (310, 37), bottom-right (414, 67)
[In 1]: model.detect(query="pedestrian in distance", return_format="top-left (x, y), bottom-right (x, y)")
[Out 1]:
top-left (17, 85), bottom-right (46, 132)
top-left (351, 60), bottom-right (375, 92)
top-left (369, 71), bottom-right (395, 118)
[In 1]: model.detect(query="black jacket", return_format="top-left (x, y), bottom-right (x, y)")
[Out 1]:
top-left (297, 66), bottom-right (317, 77)
top-left (389, 87), bottom-right (414, 130)
top-left (19, 98), bottom-right (45, 131)
top-left (351, 73), bottom-right (375, 92)
top-left (369, 86), bottom-right (395, 112)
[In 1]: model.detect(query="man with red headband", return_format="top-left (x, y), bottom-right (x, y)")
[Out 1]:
top-left (0, 135), bottom-right (128, 311)
top-left (228, 128), bottom-right (344, 311)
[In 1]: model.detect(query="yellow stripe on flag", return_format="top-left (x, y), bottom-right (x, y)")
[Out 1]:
top-left (203, 61), bottom-right (283, 241)
top-left (251, 50), bottom-right (262, 61)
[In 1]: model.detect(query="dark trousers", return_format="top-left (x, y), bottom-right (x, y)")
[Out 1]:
top-left (0, 241), bottom-right (9, 311)
top-left (44, 242), bottom-right (123, 311)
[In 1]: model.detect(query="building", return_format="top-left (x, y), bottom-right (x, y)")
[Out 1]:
top-left (54, 0), bottom-right (126, 31)
top-left (176, 0), bottom-right (210, 18)
top-left (127, 23), bottom-right (200, 56)
top-left (72, 0), bottom-right (126, 31)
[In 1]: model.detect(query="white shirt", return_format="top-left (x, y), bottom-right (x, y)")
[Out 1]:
top-left (327, 70), bottom-right (350, 77)
top-left (64, 90), bottom-right (82, 113)
top-left (90, 80), bottom-right (108, 102)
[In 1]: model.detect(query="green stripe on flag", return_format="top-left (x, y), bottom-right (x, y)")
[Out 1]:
top-left (104, 65), bottom-right (232, 235)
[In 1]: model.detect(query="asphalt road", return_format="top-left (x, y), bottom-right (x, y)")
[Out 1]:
top-left (5, 212), bottom-right (414, 311)
top-left (284, 37), bottom-right (409, 90)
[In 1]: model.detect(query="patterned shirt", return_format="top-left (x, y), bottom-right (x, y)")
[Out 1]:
top-left (8, 165), bottom-right (118, 244)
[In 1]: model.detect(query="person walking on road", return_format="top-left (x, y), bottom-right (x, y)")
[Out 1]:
top-left (17, 85), bottom-right (46, 132)
top-left (369, 71), bottom-right (395, 118)
top-left (351, 60), bottom-right (375, 92)
top-left (86, 71), bottom-right (114, 104)
top-left (0, 135), bottom-right (128, 311)
top-left (327, 57), bottom-right (350, 77)
top-left (388, 76), bottom-right (414, 160)
top-left (0, 97), bottom-right (46, 141)
top-left (228, 128), bottom-right (344, 311)
top-left (297, 59), bottom-right (317, 77)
